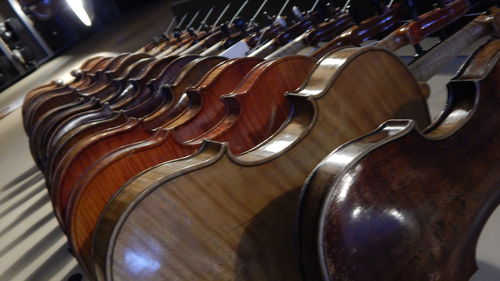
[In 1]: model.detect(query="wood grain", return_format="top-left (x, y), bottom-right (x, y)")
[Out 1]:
top-left (298, 38), bottom-right (500, 281)
top-left (42, 56), bottom-right (178, 162)
top-left (92, 46), bottom-right (430, 281)
top-left (65, 56), bottom-right (314, 276)
top-left (23, 53), bottom-right (147, 135)
top-left (28, 58), bottom-right (155, 167)
top-left (45, 55), bottom-right (198, 184)
top-left (142, 56), bottom-right (227, 129)
top-left (174, 57), bottom-right (263, 141)
top-left (22, 55), bottom-right (107, 112)
top-left (48, 56), bottom-right (204, 221)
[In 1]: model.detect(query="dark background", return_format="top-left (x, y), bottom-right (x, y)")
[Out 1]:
top-left (168, 0), bottom-right (496, 29)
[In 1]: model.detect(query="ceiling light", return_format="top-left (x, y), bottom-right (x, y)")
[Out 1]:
top-left (66, 0), bottom-right (92, 26)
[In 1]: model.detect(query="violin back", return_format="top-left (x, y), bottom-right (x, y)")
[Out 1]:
top-left (92, 46), bottom-right (431, 281)
top-left (298, 39), bottom-right (500, 281)
top-left (174, 57), bottom-right (264, 141)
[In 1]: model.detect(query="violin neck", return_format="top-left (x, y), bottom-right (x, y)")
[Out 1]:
top-left (266, 36), bottom-right (307, 59)
top-left (409, 14), bottom-right (495, 82)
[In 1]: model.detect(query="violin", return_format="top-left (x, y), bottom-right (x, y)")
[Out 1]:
top-left (376, 0), bottom-right (471, 54)
top-left (39, 57), bottom-right (180, 164)
top-left (22, 56), bottom-right (110, 127)
top-left (164, 3), bottom-right (241, 57)
top-left (298, 38), bottom-right (500, 281)
top-left (310, 0), bottom-right (470, 60)
top-left (24, 53), bottom-right (151, 135)
top-left (265, 10), bottom-right (355, 59)
top-left (76, 3), bottom-right (468, 277)
top-left (23, 55), bottom-right (106, 107)
top-left (45, 55), bottom-right (202, 191)
top-left (28, 56), bottom-right (155, 169)
top-left (91, 8), bottom-right (500, 281)
top-left (48, 56), bottom-right (225, 219)
top-left (65, 55), bottom-right (315, 277)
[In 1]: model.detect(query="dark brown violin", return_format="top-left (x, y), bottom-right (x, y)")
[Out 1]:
top-left (44, 55), bottom-right (201, 186)
top-left (265, 9), bottom-right (357, 58)
top-left (311, 0), bottom-right (470, 60)
top-left (248, 4), bottom-right (320, 57)
top-left (298, 38), bottom-right (500, 281)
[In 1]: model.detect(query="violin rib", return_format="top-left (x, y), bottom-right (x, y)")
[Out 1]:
top-left (298, 38), bottom-right (500, 281)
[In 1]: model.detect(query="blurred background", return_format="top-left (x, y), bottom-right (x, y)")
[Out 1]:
top-left (0, 0), bottom-right (493, 92)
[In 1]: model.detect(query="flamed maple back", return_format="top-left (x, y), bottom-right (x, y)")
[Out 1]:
top-left (66, 56), bottom-right (315, 276)
top-left (92, 46), bottom-right (430, 281)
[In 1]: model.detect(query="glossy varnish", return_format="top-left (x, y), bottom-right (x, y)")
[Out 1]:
top-left (66, 56), bottom-right (314, 275)
top-left (298, 39), bottom-right (500, 281)
top-left (92, 46), bottom-right (430, 281)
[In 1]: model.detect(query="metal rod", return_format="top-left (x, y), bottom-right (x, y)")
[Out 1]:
top-left (341, 0), bottom-right (352, 12)
top-left (6, 0), bottom-right (53, 57)
top-left (165, 16), bottom-right (177, 33)
top-left (254, 0), bottom-right (289, 48)
top-left (197, 6), bottom-right (214, 30)
top-left (229, 0), bottom-right (249, 25)
top-left (386, 0), bottom-right (395, 8)
top-left (185, 10), bottom-right (200, 29)
top-left (0, 36), bottom-right (25, 72)
top-left (309, 0), bottom-right (320, 12)
top-left (176, 13), bottom-right (188, 28)
top-left (250, 0), bottom-right (269, 23)
top-left (276, 0), bottom-right (290, 18)
top-left (213, 3), bottom-right (231, 27)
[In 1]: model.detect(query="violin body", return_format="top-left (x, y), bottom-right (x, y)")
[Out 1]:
top-left (44, 55), bottom-right (200, 185)
top-left (42, 56), bottom-right (180, 162)
top-left (22, 56), bottom-right (112, 131)
top-left (92, 46), bottom-right (430, 281)
top-left (47, 56), bottom-right (204, 213)
top-left (29, 58), bottom-right (155, 169)
top-left (65, 56), bottom-right (315, 276)
top-left (377, 0), bottom-right (471, 52)
top-left (141, 56), bottom-right (227, 129)
top-left (24, 53), bottom-right (151, 135)
top-left (298, 38), bottom-right (500, 281)
top-left (22, 56), bottom-right (106, 109)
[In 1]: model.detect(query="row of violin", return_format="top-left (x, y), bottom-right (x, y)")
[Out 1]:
top-left (21, 0), bottom-right (499, 280)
